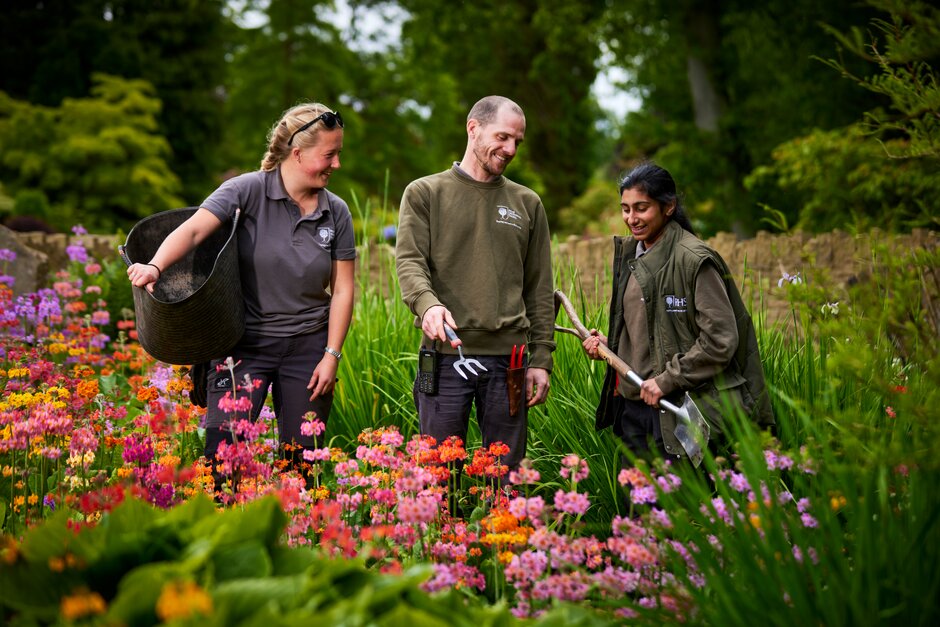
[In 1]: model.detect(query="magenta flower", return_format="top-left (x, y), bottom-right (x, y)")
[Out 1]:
top-left (508, 496), bottom-right (546, 524)
top-left (509, 462), bottom-right (541, 485)
top-left (421, 563), bottom-right (485, 593)
top-left (122, 435), bottom-right (154, 465)
top-left (218, 391), bottom-right (252, 414)
top-left (630, 485), bottom-right (657, 505)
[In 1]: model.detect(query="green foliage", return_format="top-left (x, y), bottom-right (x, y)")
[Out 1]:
top-left (12, 190), bottom-right (51, 225)
top-left (818, 0), bottom-right (940, 159)
top-left (0, 0), bottom-right (229, 204)
top-left (0, 74), bottom-right (183, 232)
top-left (745, 125), bottom-right (940, 231)
top-left (601, 0), bottom-right (883, 236)
top-left (744, 0), bottom-right (940, 234)
top-left (651, 243), bottom-right (940, 626)
top-left (556, 174), bottom-right (622, 236)
top-left (0, 494), bottom-right (615, 626)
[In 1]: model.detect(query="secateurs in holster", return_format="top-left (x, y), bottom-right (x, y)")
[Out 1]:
top-left (507, 344), bottom-right (526, 416)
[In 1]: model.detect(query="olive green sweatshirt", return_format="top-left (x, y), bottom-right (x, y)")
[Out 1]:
top-left (395, 165), bottom-right (556, 371)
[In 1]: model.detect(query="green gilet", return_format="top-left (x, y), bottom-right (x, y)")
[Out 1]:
top-left (595, 221), bottom-right (775, 437)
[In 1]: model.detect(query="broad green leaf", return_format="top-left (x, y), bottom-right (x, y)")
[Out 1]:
top-left (212, 575), bottom-right (307, 623)
top-left (106, 562), bottom-right (190, 626)
top-left (211, 542), bottom-right (272, 581)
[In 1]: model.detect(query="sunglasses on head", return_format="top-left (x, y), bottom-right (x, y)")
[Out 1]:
top-left (287, 110), bottom-right (344, 146)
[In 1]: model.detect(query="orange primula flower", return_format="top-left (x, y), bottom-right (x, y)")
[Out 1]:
top-left (155, 581), bottom-right (213, 621)
top-left (60, 588), bottom-right (107, 621)
top-left (136, 386), bottom-right (160, 402)
top-left (75, 379), bottom-right (99, 400)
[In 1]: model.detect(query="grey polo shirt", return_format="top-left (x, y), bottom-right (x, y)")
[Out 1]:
top-left (201, 169), bottom-right (357, 337)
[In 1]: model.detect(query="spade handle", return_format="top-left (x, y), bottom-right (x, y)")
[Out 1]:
top-left (555, 290), bottom-right (684, 417)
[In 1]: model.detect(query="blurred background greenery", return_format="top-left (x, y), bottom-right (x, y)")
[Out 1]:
top-left (0, 0), bottom-right (936, 238)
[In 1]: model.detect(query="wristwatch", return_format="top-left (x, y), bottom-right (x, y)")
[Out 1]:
top-left (324, 346), bottom-right (342, 361)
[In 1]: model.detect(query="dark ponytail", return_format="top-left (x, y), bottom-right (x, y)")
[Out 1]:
top-left (619, 162), bottom-right (696, 235)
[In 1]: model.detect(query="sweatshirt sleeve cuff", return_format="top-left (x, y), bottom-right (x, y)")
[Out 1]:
top-left (528, 347), bottom-right (553, 373)
top-left (413, 292), bottom-right (442, 321)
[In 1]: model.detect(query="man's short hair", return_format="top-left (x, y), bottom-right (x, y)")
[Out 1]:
top-left (467, 95), bottom-right (524, 125)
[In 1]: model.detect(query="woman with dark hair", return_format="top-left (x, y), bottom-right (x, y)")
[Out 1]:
top-left (583, 162), bottom-right (774, 461)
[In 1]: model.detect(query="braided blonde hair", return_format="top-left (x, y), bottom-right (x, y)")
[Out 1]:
top-left (260, 102), bottom-right (333, 171)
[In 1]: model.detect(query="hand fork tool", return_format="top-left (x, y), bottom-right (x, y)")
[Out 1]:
top-left (443, 323), bottom-right (487, 379)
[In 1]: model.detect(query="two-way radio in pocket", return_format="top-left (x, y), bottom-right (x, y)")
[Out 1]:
top-left (417, 347), bottom-right (440, 394)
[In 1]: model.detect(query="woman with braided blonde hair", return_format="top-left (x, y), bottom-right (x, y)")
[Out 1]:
top-left (127, 102), bottom-right (356, 487)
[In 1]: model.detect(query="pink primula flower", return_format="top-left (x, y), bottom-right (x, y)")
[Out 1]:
top-left (554, 489), bottom-right (590, 516)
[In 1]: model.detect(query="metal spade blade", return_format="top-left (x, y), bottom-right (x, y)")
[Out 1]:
top-left (661, 393), bottom-right (711, 468)
top-left (626, 373), bottom-right (710, 467)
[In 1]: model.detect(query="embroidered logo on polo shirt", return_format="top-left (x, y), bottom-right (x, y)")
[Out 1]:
top-left (496, 205), bottom-right (523, 230)
top-left (665, 295), bottom-right (687, 314)
top-left (214, 375), bottom-right (232, 390)
top-left (317, 227), bottom-right (334, 248)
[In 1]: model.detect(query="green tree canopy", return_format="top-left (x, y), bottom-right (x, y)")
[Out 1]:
top-left (0, 0), bottom-right (228, 204)
top-left (600, 0), bottom-right (885, 235)
top-left (0, 74), bottom-right (182, 232)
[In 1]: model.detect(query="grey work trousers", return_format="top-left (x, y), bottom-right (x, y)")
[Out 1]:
top-left (204, 327), bottom-right (333, 458)
top-left (413, 353), bottom-right (527, 470)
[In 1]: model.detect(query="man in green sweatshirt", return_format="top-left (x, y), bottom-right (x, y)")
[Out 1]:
top-left (395, 95), bottom-right (555, 473)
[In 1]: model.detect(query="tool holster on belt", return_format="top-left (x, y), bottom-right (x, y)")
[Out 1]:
top-left (507, 344), bottom-right (526, 416)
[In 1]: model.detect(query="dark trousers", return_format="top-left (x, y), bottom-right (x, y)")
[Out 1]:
top-left (204, 328), bottom-right (333, 459)
top-left (413, 354), bottom-right (527, 471)
top-left (614, 397), bottom-right (667, 462)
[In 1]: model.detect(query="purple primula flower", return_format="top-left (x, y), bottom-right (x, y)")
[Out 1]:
top-left (630, 485), bottom-right (657, 505)
top-left (66, 243), bottom-right (89, 263)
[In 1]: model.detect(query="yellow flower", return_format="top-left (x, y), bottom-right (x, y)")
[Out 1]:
top-left (155, 580), bottom-right (213, 621)
top-left (27, 494), bottom-right (39, 506)
top-left (60, 588), bottom-right (107, 620)
top-left (48, 343), bottom-right (68, 354)
top-left (115, 467), bottom-right (135, 479)
top-left (749, 513), bottom-right (762, 529)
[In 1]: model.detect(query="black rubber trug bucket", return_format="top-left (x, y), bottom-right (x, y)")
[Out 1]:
top-left (121, 207), bottom-right (244, 365)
